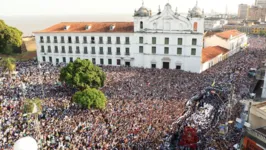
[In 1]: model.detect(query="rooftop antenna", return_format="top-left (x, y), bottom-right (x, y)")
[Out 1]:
top-left (196, 0), bottom-right (198, 6)
top-left (142, 0), bottom-right (144, 6)
top-left (175, 7), bottom-right (178, 14)
top-left (158, 5), bottom-right (161, 12)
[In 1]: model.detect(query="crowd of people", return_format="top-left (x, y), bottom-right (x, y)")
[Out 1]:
top-left (0, 36), bottom-right (266, 150)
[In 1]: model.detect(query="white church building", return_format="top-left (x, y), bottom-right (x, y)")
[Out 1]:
top-left (34, 2), bottom-right (204, 73)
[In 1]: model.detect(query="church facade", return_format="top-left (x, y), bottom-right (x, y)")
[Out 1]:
top-left (34, 2), bottom-right (204, 73)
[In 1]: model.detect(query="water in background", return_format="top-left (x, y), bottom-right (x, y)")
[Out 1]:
top-left (0, 14), bottom-right (133, 36)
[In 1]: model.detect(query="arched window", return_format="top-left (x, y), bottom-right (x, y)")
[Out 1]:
top-left (140, 21), bottom-right (143, 29)
top-left (193, 22), bottom-right (198, 31)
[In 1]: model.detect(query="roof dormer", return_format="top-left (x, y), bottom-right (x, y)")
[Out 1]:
top-left (85, 25), bottom-right (91, 30)
top-left (64, 25), bottom-right (70, 30)
top-left (110, 25), bottom-right (115, 30)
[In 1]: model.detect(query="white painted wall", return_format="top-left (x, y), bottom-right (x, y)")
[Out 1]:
top-left (35, 3), bottom-right (204, 73)
top-left (262, 74), bottom-right (266, 98)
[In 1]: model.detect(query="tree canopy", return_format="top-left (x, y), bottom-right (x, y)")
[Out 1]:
top-left (60, 58), bottom-right (106, 90)
top-left (0, 57), bottom-right (16, 76)
top-left (0, 20), bottom-right (23, 54)
top-left (23, 98), bottom-right (42, 114)
top-left (73, 88), bottom-right (107, 109)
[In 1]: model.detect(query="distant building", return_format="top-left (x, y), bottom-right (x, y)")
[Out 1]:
top-left (238, 4), bottom-right (250, 19)
top-left (34, 2), bottom-right (205, 73)
top-left (204, 18), bottom-right (228, 31)
top-left (204, 30), bottom-right (248, 56)
top-left (255, 0), bottom-right (266, 8)
top-left (248, 6), bottom-right (266, 22)
top-left (223, 24), bottom-right (266, 34)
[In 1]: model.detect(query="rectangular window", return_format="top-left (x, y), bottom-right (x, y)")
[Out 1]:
top-left (40, 36), bottom-right (44, 43)
top-left (100, 58), bottom-right (104, 65)
top-left (152, 46), bottom-right (156, 54)
top-left (49, 56), bottom-right (52, 63)
top-left (84, 47), bottom-right (88, 54)
top-left (108, 47), bottom-right (112, 55)
top-left (69, 46), bottom-right (72, 54)
top-left (56, 58), bottom-right (59, 64)
top-left (54, 46), bottom-right (58, 53)
top-left (42, 56), bottom-right (46, 62)
top-left (54, 36), bottom-right (57, 43)
top-left (41, 46), bottom-right (45, 52)
top-left (178, 38), bottom-right (182, 45)
top-left (139, 46), bottom-right (143, 53)
top-left (117, 59), bottom-right (121, 65)
top-left (139, 37), bottom-right (144, 44)
top-left (151, 64), bottom-right (156, 68)
top-left (91, 47), bottom-right (95, 54)
top-left (75, 36), bottom-right (79, 43)
top-left (176, 65), bottom-right (181, 70)
top-left (125, 37), bottom-right (130, 44)
top-left (107, 37), bottom-right (112, 44)
top-left (61, 36), bottom-right (64, 43)
top-left (83, 36), bottom-right (87, 43)
top-left (192, 38), bottom-right (197, 45)
top-left (99, 47), bottom-right (104, 54)
top-left (99, 37), bottom-right (103, 44)
top-left (177, 48), bottom-right (182, 55)
top-left (191, 48), bottom-right (196, 55)
top-left (48, 46), bottom-right (51, 53)
top-left (164, 47), bottom-right (169, 54)
top-left (68, 36), bottom-right (72, 43)
top-left (108, 59), bottom-right (112, 65)
top-left (91, 37), bottom-right (95, 44)
top-left (165, 38), bottom-right (169, 45)
top-left (76, 46), bottom-right (80, 54)
top-left (116, 37), bottom-right (120, 44)
top-left (47, 37), bottom-right (50, 43)
top-left (92, 58), bottom-right (96, 64)
top-left (62, 57), bottom-right (66, 63)
top-left (70, 57), bottom-right (73, 62)
top-left (116, 48), bottom-right (121, 55)
top-left (125, 48), bottom-right (130, 55)
top-left (61, 46), bottom-right (65, 53)
top-left (152, 37), bottom-right (156, 44)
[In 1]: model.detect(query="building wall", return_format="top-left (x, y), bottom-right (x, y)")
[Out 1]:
top-left (204, 35), bottom-right (229, 49)
top-left (238, 4), bottom-right (250, 19)
top-left (248, 6), bottom-right (266, 21)
top-left (249, 104), bottom-right (266, 129)
top-left (204, 34), bottom-right (247, 55)
top-left (35, 31), bottom-right (203, 73)
top-left (201, 54), bottom-right (224, 72)
top-left (256, 0), bottom-right (266, 8)
top-left (262, 74), bottom-right (266, 98)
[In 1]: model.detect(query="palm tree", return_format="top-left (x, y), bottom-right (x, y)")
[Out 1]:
top-left (0, 57), bottom-right (16, 77)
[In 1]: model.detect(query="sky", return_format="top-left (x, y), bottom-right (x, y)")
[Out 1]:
top-left (0, 0), bottom-right (255, 16)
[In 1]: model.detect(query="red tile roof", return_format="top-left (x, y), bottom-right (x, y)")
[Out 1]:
top-left (202, 46), bottom-right (229, 63)
top-left (34, 22), bottom-right (134, 33)
top-left (215, 30), bottom-right (244, 40)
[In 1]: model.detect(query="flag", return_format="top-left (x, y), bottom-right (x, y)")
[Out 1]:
top-left (211, 79), bottom-right (215, 87)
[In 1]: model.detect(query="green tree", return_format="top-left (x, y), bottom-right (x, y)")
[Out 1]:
top-left (0, 57), bottom-right (16, 77)
top-left (73, 88), bottom-right (107, 109)
top-left (0, 20), bottom-right (23, 54)
top-left (23, 98), bottom-right (42, 114)
top-left (60, 58), bottom-right (106, 90)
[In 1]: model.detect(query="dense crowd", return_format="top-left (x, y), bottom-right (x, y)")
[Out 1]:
top-left (0, 36), bottom-right (266, 150)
